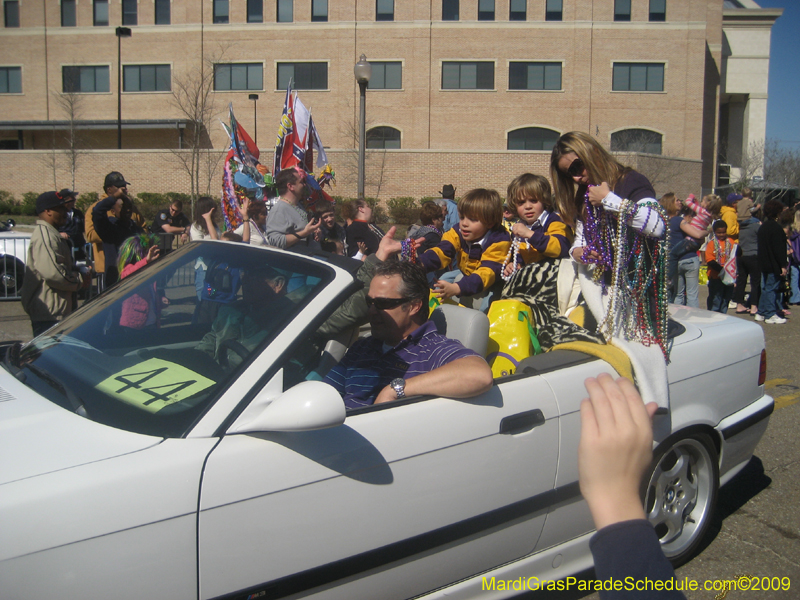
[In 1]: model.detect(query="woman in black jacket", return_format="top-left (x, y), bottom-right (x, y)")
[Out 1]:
top-left (756, 200), bottom-right (789, 324)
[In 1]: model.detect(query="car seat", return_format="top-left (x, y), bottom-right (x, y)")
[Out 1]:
top-left (430, 304), bottom-right (490, 356)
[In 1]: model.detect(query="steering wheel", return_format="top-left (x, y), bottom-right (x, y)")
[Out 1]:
top-left (218, 338), bottom-right (251, 369)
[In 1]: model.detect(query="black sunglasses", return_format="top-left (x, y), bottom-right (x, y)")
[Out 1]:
top-left (365, 295), bottom-right (412, 310)
top-left (565, 157), bottom-right (585, 178)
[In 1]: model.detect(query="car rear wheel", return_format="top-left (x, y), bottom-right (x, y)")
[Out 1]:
top-left (1, 257), bottom-right (24, 298)
top-left (643, 432), bottom-right (719, 567)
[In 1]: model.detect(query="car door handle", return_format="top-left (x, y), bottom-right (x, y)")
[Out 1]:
top-left (499, 409), bottom-right (545, 435)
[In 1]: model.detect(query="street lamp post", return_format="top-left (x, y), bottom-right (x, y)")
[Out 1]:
top-left (248, 94), bottom-right (259, 145)
top-left (115, 26), bottom-right (132, 150)
top-left (353, 54), bottom-right (372, 200)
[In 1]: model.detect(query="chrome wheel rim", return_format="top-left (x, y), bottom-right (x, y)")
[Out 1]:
top-left (645, 437), bottom-right (715, 557)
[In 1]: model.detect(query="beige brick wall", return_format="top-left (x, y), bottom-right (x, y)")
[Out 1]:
top-left (1, 0), bottom-right (722, 169)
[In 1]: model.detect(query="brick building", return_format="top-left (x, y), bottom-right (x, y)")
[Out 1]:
top-left (0, 0), bottom-right (782, 202)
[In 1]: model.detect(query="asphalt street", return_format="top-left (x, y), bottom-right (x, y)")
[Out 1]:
top-left (0, 286), bottom-right (797, 599)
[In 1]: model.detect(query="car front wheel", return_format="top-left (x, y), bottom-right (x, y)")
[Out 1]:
top-left (643, 432), bottom-right (719, 567)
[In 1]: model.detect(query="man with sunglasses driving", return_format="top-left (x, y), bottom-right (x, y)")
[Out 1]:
top-left (324, 261), bottom-right (493, 409)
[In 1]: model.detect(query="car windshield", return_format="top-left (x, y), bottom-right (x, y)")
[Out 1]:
top-left (9, 242), bottom-right (334, 438)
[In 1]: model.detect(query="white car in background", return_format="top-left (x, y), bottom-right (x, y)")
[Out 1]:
top-left (0, 241), bottom-right (774, 600)
top-left (0, 219), bottom-right (29, 299)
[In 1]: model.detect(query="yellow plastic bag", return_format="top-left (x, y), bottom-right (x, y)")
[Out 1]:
top-left (698, 265), bottom-right (708, 286)
top-left (486, 300), bottom-right (541, 378)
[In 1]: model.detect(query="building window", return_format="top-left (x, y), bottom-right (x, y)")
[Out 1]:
top-left (123, 64), bottom-right (171, 92)
top-left (3, 1), bottom-right (19, 27)
top-left (122, 0), bottom-right (137, 26)
top-left (650, 0), bottom-right (666, 22)
top-left (376, 0), bottom-right (393, 21)
top-left (442, 62), bottom-right (494, 90)
top-left (369, 62), bottom-right (402, 89)
top-left (507, 127), bottom-right (560, 151)
top-left (613, 63), bottom-right (664, 92)
top-left (247, 0), bottom-right (263, 22)
top-left (611, 129), bottom-right (662, 154)
top-left (61, 0), bottom-right (77, 26)
top-left (93, 0), bottom-right (109, 26)
top-left (509, 62), bottom-right (561, 91)
top-left (545, 0), bottom-right (562, 21)
top-left (478, 0), bottom-right (494, 21)
top-left (614, 0), bottom-right (630, 22)
top-left (509, 0), bottom-right (525, 21)
top-left (213, 0), bottom-right (229, 24)
top-left (155, 0), bottom-right (170, 24)
top-left (0, 66), bottom-right (22, 93)
top-left (442, 0), bottom-right (458, 21)
top-left (277, 62), bottom-right (327, 90)
top-left (311, 0), bottom-right (328, 22)
top-left (62, 65), bottom-right (110, 93)
top-left (214, 63), bottom-right (263, 91)
top-left (277, 0), bottom-right (292, 22)
top-left (367, 127), bottom-right (401, 149)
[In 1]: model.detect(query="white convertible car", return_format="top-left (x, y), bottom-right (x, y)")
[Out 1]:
top-left (0, 241), bottom-right (773, 600)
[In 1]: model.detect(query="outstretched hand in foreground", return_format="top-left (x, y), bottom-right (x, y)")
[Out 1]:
top-left (578, 374), bottom-right (658, 531)
top-left (375, 226), bottom-right (424, 262)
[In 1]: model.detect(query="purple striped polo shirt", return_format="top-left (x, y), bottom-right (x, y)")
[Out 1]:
top-left (324, 320), bottom-right (480, 409)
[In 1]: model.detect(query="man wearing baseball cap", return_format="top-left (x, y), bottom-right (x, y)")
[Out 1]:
top-left (20, 191), bottom-right (90, 337)
top-left (88, 171), bottom-right (144, 287)
top-left (56, 188), bottom-right (86, 260)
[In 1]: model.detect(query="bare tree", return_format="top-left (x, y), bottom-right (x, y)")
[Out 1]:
top-left (54, 90), bottom-right (85, 190)
top-left (763, 140), bottom-right (800, 189)
top-left (170, 46), bottom-right (227, 217)
top-left (38, 127), bottom-right (60, 190)
top-left (336, 109), bottom-right (389, 200)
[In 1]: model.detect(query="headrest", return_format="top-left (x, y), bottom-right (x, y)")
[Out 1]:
top-left (430, 303), bottom-right (490, 356)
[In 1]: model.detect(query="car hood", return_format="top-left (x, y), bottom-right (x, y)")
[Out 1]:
top-left (0, 370), bottom-right (162, 486)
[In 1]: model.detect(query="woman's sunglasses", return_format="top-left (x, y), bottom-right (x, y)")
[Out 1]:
top-left (365, 295), bottom-right (412, 310)
top-left (565, 157), bottom-right (585, 178)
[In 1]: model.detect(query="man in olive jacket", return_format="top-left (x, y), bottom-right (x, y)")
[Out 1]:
top-left (21, 191), bottom-right (90, 337)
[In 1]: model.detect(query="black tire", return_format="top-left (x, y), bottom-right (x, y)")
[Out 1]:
top-left (1, 257), bottom-right (24, 298)
top-left (642, 431), bottom-right (719, 567)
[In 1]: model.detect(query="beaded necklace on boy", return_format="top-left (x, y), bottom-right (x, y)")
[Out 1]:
top-left (500, 221), bottom-right (533, 282)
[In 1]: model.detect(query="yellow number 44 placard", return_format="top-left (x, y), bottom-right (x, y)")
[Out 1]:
top-left (96, 358), bottom-right (215, 413)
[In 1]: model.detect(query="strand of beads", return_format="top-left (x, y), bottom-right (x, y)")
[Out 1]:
top-left (400, 238), bottom-right (418, 263)
top-left (598, 199), bottom-right (670, 360)
top-left (369, 223), bottom-right (385, 240)
top-left (501, 237), bottom-right (521, 282)
top-left (581, 185), bottom-right (615, 282)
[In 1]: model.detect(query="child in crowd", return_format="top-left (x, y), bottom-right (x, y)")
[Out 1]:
top-left (345, 199), bottom-right (384, 259)
top-left (418, 188), bottom-right (510, 311)
top-left (118, 233), bottom-right (167, 329)
top-left (316, 200), bottom-right (347, 255)
top-left (501, 203), bottom-right (516, 233)
top-left (414, 201), bottom-right (446, 253)
top-left (671, 193), bottom-right (722, 257)
top-left (704, 220), bottom-right (735, 313)
top-left (501, 174), bottom-right (602, 349)
top-left (502, 173), bottom-right (571, 275)
top-left (720, 193), bottom-right (741, 242)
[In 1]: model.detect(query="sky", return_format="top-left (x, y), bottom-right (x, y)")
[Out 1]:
top-left (759, 0), bottom-right (800, 149)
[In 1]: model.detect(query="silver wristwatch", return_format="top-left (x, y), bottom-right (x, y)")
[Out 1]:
top-left (390, 378), bottom-right (406, 399)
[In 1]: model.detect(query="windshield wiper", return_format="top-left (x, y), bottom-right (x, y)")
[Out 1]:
top-left (25, 362), bottom-right (90, 418)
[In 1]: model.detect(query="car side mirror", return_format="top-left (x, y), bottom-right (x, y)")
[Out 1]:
top-left (228, 380), bottom-right (346, 434)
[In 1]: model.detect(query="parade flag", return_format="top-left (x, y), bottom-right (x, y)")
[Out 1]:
top-left (293, 94), bottom-right (311, 160)
top-left (273, 82), bottom-right (295, 175)
top-left (310, 116), bottom-right (328, 171)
